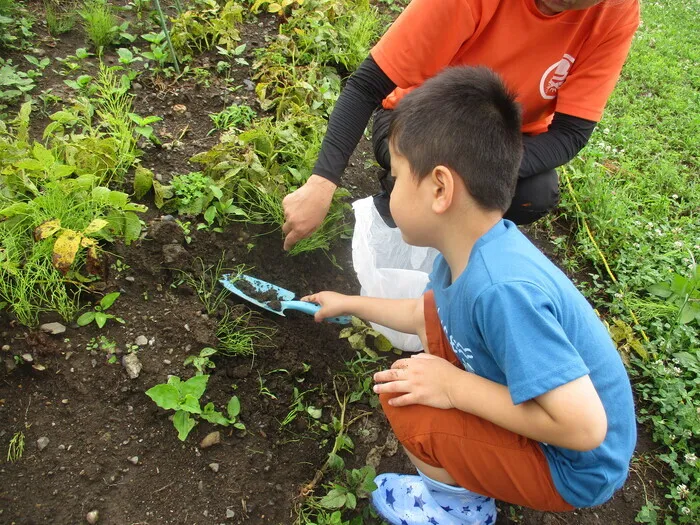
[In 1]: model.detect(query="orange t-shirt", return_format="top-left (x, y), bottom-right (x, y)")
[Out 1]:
top-left (371, 0), bottom-right (640, 134)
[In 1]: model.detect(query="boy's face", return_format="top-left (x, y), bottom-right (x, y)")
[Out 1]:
top-left (388, 144), bottom-right (435, 247)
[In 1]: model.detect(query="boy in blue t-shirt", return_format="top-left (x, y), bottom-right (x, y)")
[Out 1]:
top-left (302, 66), bottom-right (636, 525)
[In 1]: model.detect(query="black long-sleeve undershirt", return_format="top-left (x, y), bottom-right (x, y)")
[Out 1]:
top-left (313, 56), bottom-right (597, 186)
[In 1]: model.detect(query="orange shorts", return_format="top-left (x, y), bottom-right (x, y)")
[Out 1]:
top-left (379, 290), bottom-right (575, 512)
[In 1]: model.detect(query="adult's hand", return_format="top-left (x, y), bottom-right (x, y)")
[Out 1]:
top-left (282, 175), bottom-right (337, 251)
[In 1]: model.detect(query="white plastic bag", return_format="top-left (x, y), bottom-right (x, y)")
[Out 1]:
top-left (351, 196), bottom-right (438, 352)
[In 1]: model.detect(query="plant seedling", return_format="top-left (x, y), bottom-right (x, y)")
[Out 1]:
top-left (77, 292), bottom-right (125, 328)
top-left (7, 431), bottom-right (25, 462)
top-left (184, 347), bottom-right (217, 375)
top-left (145, 375), bottom-right (244, 441)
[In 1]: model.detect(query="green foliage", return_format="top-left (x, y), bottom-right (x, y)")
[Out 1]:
top-left (209, 103), bottom-right (256, 132)
top-left (170, 0), bottom-right (244, 55)
top-left (184, 347), bottom-right (217, 375)
top-left (0, 1), bottom-right (34, 50)
top-left (216, 307), bottom-right (274, 357)
top-left (6, 431), bottom-right (25, 462)
top-left (0, 59), bottom-right (35, 115)
top-left (79, 0), bottom-right (120, 53)
top-left (339, 317), bottom-right (396, 359)
top-left (145, 375), bottom-right (244, 441)
top-left (45, 1), bottom-right (78, 36)
top-left (647, 263), bottom-right (700, 327)
top-left (76, 291), bottom-right (124, 328)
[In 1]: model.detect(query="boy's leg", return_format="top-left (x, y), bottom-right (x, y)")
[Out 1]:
top-left (505, 169), bottom-right (560, 225)
top-left (376, 291), bottom-right (574, 513)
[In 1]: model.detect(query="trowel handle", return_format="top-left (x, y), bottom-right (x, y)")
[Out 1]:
top-left (281, 301), bottom-right (352, 325)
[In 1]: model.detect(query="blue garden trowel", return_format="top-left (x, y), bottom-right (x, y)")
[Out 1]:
top-left (219, 274), bottom-right (351, 325)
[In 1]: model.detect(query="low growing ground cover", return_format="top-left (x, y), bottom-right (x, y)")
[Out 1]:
top-left (0, 1), bottom-right (697, 524)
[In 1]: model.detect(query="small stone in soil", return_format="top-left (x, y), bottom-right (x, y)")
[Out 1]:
top-left (40, 322), bottom-right (66, 335)
top-left (86, 510), bottom-right (99, 524)
top-left (134, 335), bottom-right (148, 346)
top-left (200, 431), bottom-right (221, 449)
top-left (37, 437), bottom-right (49, 451)
top-left (208, 462), bottom-right (219, 473)
top-left (128, 456), bottom-right (139, 465)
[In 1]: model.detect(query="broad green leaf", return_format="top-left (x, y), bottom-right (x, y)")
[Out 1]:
top-left (179, 394), bottom-right (202, 414)
top-left (107, 190), bottom-right (129, 208)
top-left (32, 142), bottom-right (54, 165)
top-left (374, 334), bottom-right (393, 352)
top-left (123, 212), bottom-right (142, 245)
top-left (319, 488), bottom-right (346, 509)
top-left (347, 333), bottom-right (365, 350)
top-left (306, 406), bottom-right (322, 419)
top-left (338, 327), bottom-right (353, 339)
top-left (100, 292), bottom-right (120, 310)
top-left (647, 283), bottom-right (673, 298)
top-left (209, 185), bottom-right (223, 199)
top-left (133, 166), bottom-right (154, 200)
top-left (173, 410), bottom-right (196, 441)
top-left (34, 219), bottom-right (61, 241)
top-left (201, 403), bottom-right (230, 426)
top-left (350, 316), bottom-right (365, 328)
top-left (227, 396), bottom-right (241, 419)
top-left (204, 205), bottom-right (217, 225)
top-left (345, 492), bottom-right (357, 510)
top-left (145, 384), bottom-right (181, 410)
top-left (179, 374), bottom-right (209, 400)
top-left (94, 312), bottom-right (107, 328)
top-left (76, 311), bottom-right (95, 326)
top-left (200, 347), bottom-right (217, 357)
top-left (153, 180), bottom-right (173, 209)
top-left (84, 219), bottom-right (108, 235)
top-left (233, 422), bottom-right (245, 430)
top-left (52, 164), bottom-right (75, 178)
top-left (679, 302), bottom-right (699, 325)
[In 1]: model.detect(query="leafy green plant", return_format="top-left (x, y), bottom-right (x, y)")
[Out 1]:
top-left (128, 112), bottom-right (162, 145)
top-left (209, 103), bottom-right (256, 133)
top-left (298, 466), bottom-right (378, 522)
top-left (86, 335), bottom-right (118, 363)
top-left (76, 291), bottom-right (124, 328)
top-left (79, 0), bottom-right (119, 53)
top-left (216, 307), bottom-right (274, 357)
top-left (0, 59), bottom-right (36, 114)
top-left (6, 431), bottom-right (25, 462)
top-left (648, 261), bottom-right (699, 327)
top-left (184, 347), bottom-right (217, 375)
top-left (170, 0), bottom-right (243, 55)
top-left (45, 0), bottom-right (77, 36)
top-left (145, 374), bottom-right (244, 441)
top-left (339, 317), bottom-right (396, 358)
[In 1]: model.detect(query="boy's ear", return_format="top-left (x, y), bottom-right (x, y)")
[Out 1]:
top-left (430, 165), bottom-right (454, 214)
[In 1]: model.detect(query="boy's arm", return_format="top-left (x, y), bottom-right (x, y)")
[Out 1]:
top-left (301, 292), bottom-right (424, 337)
top-left (376, 354), bottom-right (607, 451)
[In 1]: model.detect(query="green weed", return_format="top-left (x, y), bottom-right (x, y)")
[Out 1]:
top-left (6, 431), bottom-right (25, 462)
top-left (79, 0), bottom-right (119, 53)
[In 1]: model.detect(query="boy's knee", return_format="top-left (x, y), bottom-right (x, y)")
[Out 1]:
top-left (505, 169), bottom-right (560, 225)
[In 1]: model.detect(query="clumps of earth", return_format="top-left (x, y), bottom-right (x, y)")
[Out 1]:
top-left (236, 279), bottom-right (285, 312)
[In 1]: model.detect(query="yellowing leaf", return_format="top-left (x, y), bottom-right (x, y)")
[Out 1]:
top-left (267, 3), bottom-right (282, 12)
top-left (84, 219), bottom-right (108, 235)
top-left (85, 244), bottom-right (103, 276)
top-left (51, 230), bottom-right (82, 274)
top-left (34, 219), bottom-right (62, 241)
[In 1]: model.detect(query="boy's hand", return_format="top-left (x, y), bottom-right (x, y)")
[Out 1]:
top-left (300, 291), bottom-right (350, 322)
top-left (373, 353), bottom-right (463, 409)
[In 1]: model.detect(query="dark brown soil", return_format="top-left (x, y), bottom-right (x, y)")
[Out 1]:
top-left (0, 2), bottom-right (668, 525)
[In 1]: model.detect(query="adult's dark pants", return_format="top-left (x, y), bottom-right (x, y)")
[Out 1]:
top-left (371, 108), bottom-right (560, 226)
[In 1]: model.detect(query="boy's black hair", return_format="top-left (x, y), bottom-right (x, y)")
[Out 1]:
top-left (388, 66), bottom-right (523, 212)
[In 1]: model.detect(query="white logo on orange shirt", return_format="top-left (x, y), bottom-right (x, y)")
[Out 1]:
top-left (540, 54), bottom-right (576, 100)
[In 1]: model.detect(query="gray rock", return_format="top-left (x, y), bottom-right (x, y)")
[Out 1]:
top-left (37, 437), bottom-right (50, 451)
top-left (226, 508), bottom-right (235, 519)
top-left (128, 456), bottom-right (139, 465)
top-left (208, 462), bottom-right (219, 473)
top-left (134, 335), bottom-right (148, 346)
top-left (40, 322), bottom-right (66, 335)
top-left (122, 354), bottom-right (142, 379)
top-left (2, 344), bottom-right (10, 351)
top-left (21, 353), bottom-right (33, 363)
top-left (125, 276), bottom-right (135, 282)
top-left (86, 510), bottom-right (99, 524)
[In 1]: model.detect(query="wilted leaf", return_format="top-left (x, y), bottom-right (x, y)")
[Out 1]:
top-left (51, 229), bottom-right (82, 274)
top-left (85, 244), bottom-right (103, 276)
top-left (347, 332), bottom-right (365, 350)
top-left (133, 166), bottom-right (154, 200)
top-left (34, 219), bottom-right (61, 241)
top-left (123, 212), bottom-right (142, 245)
top-left (84, 219), bottom-right (108, 235)
top-left (374, 334), bottom-right (393, 352)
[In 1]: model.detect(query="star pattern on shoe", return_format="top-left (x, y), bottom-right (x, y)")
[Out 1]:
top-left (385, 488), bottom-right (396, 509)
top-left (400, 520), bottom-right (409, 525)
top-left (381, 477), bottom-right (389, 487)
top-left (406, 485), bottom-right (414, 495)
top-left (427, 517), bottom-right (439, 525)
top-left (413, 494), bottom-right (426, 510)
top-left (441, 505), bottom-right (453, 513)
top-left (462, 505), bottom-right (471, 514)
top-left (485, 514), bottom-right (494, 525)
top-left (476, 505), bottom-right (482, 512)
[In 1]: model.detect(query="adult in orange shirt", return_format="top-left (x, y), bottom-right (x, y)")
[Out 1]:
top-left (282, 0), bottom-right (639, 250)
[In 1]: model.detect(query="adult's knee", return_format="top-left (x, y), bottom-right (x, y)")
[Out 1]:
top-left (505, 169), bottom-right (560, 225)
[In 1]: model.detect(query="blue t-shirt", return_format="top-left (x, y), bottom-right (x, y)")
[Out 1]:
top-left (428, 220), bottom-right (636, 508)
